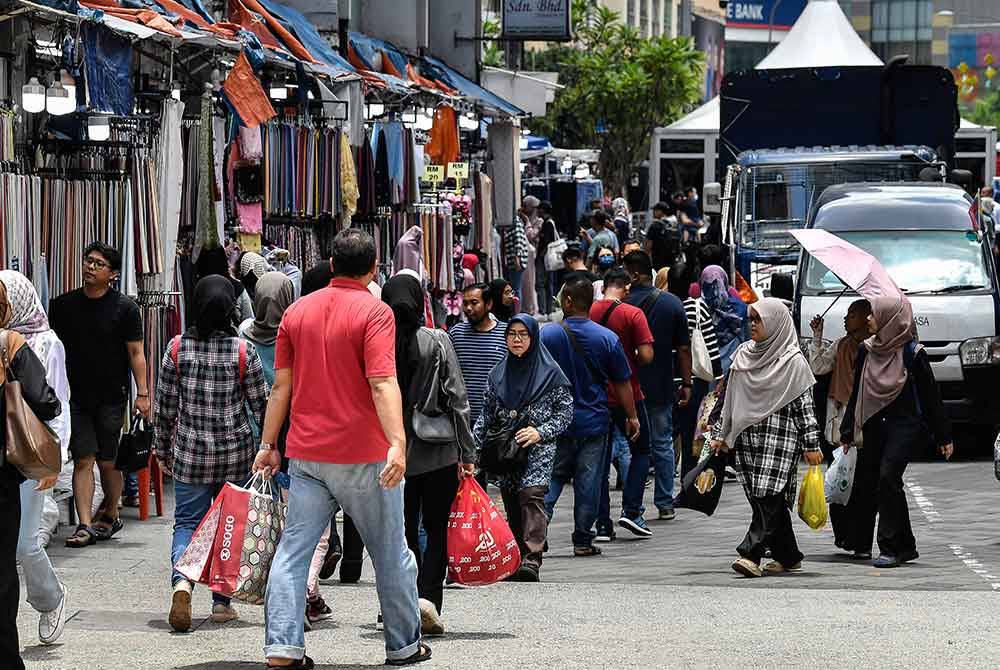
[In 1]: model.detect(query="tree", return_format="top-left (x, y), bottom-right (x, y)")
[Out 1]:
top-left (527, 1), bottom-right (704, 196)
top-left (967, 89), bottom-right (1000, 129)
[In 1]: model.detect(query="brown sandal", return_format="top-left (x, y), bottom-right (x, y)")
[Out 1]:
top-left (266, 656), bottom-right (314, 669)
top-left (65, 525), bottom-right (96, 548)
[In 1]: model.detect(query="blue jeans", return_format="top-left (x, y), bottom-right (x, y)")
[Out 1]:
top-left (171, 480), bottom-right (232, 606)
top-left (611, 428), bottom-right (631, 490)
top-left (647, 402), bottom-right (676, 511)
top-left (544, 433), bottom-right (607, 547)
top-left (600, 402), bottom-right (651, 521)
top-left (264, 459), bottom-right (420, 662)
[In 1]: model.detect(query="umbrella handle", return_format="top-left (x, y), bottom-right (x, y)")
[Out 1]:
top-left (818, 285), bottom-right (850, 320)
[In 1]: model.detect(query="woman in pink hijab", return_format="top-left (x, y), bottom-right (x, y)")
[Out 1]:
top-left (840, 295), bottom-right (953, 568)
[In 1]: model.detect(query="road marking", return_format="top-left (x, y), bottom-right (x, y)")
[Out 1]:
top-left (905, 476), bottom-right (1000, 591)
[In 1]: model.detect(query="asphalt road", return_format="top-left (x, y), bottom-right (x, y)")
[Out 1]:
top-left (17, 460), bottom-right (1000, 669)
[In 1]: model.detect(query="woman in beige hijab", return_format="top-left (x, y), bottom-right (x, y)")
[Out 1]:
top-left (839, 295), bottom-right (952, 568)
top-left (710, 298), bottom-right (823, 578)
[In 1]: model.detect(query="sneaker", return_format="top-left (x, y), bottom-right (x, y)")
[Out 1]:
top-left (39, 583), bottom-right (67, 645)
top-left (318, 543), bottom-right (343, 580)
top-left (306, 595), bottom-right (333, 624)
top-left (376, 612), bottom-right (384, 630)
top-left (618, 515), bottom-right (653, 538)
top-left (418, 598), bottom-right (445, 636)
top-left (657, 508), bottom-right (676, 521)
top-left (724, 466), bottom-right (738, 482)
top-left (210, 603), bottom-right (239, 624)
top-left (731, 557), bottom-right (763, 578)
top-left (593, 522), bottom-right (616, 543)
top-left (763, 560), bottom-right (802, 574)
top-left (168, 581), bottom-right (193, 632)
top-left (850, 550), bottom-right (872, 561)
top-left (515, 564), bottom-right (540, 582)
top-left (873, 554), bottom-right (901, 568)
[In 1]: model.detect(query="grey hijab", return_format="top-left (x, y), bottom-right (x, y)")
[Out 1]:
top-left (719, 298), bottom-right (815, 445)
top-left (245, 272), bottom-right (294, 346)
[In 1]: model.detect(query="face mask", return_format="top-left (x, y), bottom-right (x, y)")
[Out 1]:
top-left (598, 256), bottom-right (615, 269)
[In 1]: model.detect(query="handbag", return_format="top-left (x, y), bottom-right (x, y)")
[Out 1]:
top-left (116, 417), bottom-right (153, 472)
top-left (0, 330), bottom-right (61, 480)
top-left (544, 222), bottom-right (567, 271)
top-left (691, 299), bottom-right (714, 382)
top-left (413, 409), bottom-right (456, 443)
top-left (479, 412), bottom-right (531, 475)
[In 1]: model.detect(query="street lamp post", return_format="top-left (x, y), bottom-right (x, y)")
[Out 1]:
top-left (767, 0), bottom-right (785, 49)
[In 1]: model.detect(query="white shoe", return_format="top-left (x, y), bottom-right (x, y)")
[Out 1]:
top-left (39, 583), bottom-right (67, 645)
top-left (418, 598), bottom-right (445, 636)
top-left (210, 603), bottom-right (239, 624)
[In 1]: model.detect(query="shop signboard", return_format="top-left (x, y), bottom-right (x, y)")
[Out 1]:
top-left (725, 0), bottom-right (807, 29)
top-left (424, 165), bottom-right (445, 184)
top-left (448, 162), bottom-right (469, 180)
top-left (502, 0), bottom-right (572, 42)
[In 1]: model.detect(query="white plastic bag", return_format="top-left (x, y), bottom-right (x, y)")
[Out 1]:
top-left (824, 446), bottom-right (857, 505)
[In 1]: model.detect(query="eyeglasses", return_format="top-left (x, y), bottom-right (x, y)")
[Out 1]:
top-left (507, 331), bottom-right (530, 341)
top-left (83, 256), bottom-right (110, 270)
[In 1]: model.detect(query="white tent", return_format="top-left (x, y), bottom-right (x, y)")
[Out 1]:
top-left (650, 0), bottom-right (994, 209)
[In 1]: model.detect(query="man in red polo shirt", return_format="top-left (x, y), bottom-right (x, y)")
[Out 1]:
top-left (254, 229), bottom-right (430, 668)
top-left (589, 268), bottom-right (655, 540)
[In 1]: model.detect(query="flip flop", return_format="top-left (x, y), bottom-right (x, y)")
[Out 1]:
top-left (65, 525), bottom-right (96, 548)
top-left (92, 515), bottom-right (124, 541)
top-left (385, 643), bottom-right (432, 666)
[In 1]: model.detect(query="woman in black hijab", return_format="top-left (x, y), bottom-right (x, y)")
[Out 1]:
top-left (194, 247), bottom-right (253, 326)
top-left (489, 278), bottom-right (517, 322)
top-left (154, 275), bottom-right (269, 632)
top-left (473, 314), bottom-right (573, 581)
top-left (382, 274), bottom-right (476, 635)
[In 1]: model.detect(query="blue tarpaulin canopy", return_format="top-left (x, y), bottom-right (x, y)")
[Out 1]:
top-left (419, 55), bottom-right (524, 117)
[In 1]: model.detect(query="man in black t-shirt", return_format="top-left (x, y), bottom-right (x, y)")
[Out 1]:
top-left (50, 242), bottom-right (148, 548)
top-left (645, 201), bottom-right (680, 271)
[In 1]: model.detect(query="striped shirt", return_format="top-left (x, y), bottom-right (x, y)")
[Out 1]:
top-left (449, 320), bottom-right (509, 424)
top-left (674, 298), bottom-right (723, 383)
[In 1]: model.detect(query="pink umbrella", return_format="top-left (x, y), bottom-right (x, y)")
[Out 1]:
top-left (791, 229), bottom-right (902, 312)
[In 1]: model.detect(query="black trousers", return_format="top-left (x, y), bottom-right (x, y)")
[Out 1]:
top-left (821, 437), bottom-right (858, 550)
top-left (328, 511), bottom-right (365, 579)
top-left (737, 493), bottom-right (803, 568)
top-left (403, 465), bottom-right (460, 614)
top-left (0, 466), bottom-right (24, 670)
top-left (501, 485), bottom-right (549, 569)
top-left (852, 417), bottom-right (919, 557)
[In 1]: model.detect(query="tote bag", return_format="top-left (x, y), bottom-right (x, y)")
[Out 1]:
top-left (544, 223), bottom-right (567, 272)
top-left (691, 299), bottom-right (714, 382)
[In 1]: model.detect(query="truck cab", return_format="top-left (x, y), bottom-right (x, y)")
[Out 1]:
top-left (793, 182), bottom-right (1000, 435)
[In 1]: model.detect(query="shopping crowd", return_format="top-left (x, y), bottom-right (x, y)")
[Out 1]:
top-left (0, 188), bottom-right (954, 669)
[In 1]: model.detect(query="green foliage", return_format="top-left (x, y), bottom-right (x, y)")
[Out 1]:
top-left (482, 17), bottom-right (504, 68)
top-left (528, 0), bottom-right (705, 195)
top-left (967, 90), bottom-right (1000, 129)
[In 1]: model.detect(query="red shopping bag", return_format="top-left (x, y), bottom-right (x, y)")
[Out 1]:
top-left (174, 477), bottom-right (286, 605)
top-left (447, 477), bottom-right (520, 586)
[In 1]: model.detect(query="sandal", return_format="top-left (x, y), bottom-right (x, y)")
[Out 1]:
top-left (385, 642), bottom-right (432, 666)
top-left (92, 515), bottom-right (124, 541)
top-left (266, 656), bottom-right (314, 670)
top-left (573, 545), bottom-right (602, 557)
top-left (65, 525), bottom-right (96, 548)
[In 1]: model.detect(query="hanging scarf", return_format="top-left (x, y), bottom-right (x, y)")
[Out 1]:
top-left (855, 295), bottom-right (920, 441)
top-left (245, 271), bottom-right (294, 346)
top-left (187, 275), bottom-right (237, 340)
top-left (0, 270), bottom-right (49, 342)
top-left (488, 314), bottom-right (569, 410)
top-left (719, 298), bottom-right (815, 445)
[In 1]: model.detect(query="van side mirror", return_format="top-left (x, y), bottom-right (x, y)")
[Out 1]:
top-left (771, 273), bottom-right (794, 302)
top-left (703, 182), bottom-right (722, 214)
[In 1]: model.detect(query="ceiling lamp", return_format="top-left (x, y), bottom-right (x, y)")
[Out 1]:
top-left (416, 110), bottom-right (434, 131)
top-left (21, 77), bottom-right (46, 113)
top-left (45, 79), bottom-right (74, 116)
top-left (459, 112), bottom-right (479, 130)
top-left (88, 115), bottom-right (110, 142)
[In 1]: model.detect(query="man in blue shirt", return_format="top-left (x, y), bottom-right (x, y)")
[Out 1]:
top-left (541, 275), bottom-right (638, 556)
top-left (623, 252), bottom-right (692, 520)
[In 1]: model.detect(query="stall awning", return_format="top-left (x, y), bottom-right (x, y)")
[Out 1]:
top-left (419, 55), bottom-right (524, 117)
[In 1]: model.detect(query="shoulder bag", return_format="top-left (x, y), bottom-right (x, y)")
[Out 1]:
top-left (544, 221), bottom-right (568, 272)
top-left (691, 299), bottom-right (715, 383)
top-left (0, 330), bottom-right (61, 479)
top-left (412, 332), bottom-right (457, 443)
top-left (479, 411), bottom-right (531, 475)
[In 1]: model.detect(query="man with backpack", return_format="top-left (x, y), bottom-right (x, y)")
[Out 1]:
top-left (623, 252), bottom-right (692, 521)
top-left (588, 269), bottom-right (656, 539)
top-left (541, 276), bottom-right (638, 557)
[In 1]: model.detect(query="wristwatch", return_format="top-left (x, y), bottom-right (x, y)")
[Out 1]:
top-left (259, 443), bottom-right (275, 451)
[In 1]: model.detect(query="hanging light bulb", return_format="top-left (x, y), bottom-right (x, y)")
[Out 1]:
top-left (88, 114), bottom-right (110, 142)
top-left (416, 110), bottom-right (434, 131)
top-left (45, 79), bottom-right (74, 116)
top-left (21, 77), bottom-right (46, 114)
top-left (459, 112), bottom-right (479, 131)
top-left (170, 81), bottom-right (181, 101)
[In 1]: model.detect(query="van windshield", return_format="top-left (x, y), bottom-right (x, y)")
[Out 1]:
top-left (801, 230), bottom-right (992, 295)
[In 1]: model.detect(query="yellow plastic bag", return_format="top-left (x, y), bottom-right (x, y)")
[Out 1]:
top-left (797, 465), bottom-right (828, 530)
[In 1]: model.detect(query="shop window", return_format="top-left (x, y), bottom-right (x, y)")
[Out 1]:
top-left (956, 137), bottom-right (987, 153)
top-left (660, 158), bottom-right (704, 203)
top-left (871, 0), bottom-right (933, 64)
top-left (660, 138), bottom-right (705, 154)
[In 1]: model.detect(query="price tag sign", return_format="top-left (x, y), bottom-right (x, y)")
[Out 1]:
top-left (448, 162), bottom-right (469, 180)
top-left (423, 165), bottom-right (444, 183)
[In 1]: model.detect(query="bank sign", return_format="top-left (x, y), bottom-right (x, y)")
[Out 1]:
top-left (502, 0), bottom-right (572, 41)
top-left (726, 0), bottom-right (807, 29)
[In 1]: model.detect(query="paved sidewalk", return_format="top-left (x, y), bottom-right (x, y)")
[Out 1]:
top-left (17, 461), bottom-right (1000, 669)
